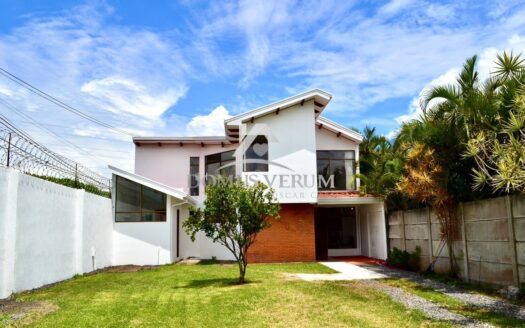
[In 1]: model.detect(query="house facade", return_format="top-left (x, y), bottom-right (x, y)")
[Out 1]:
top-left (109, 89), bottom-right (388, 265)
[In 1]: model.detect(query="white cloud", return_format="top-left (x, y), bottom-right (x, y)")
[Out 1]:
top-left (80, 76), bottom-right (187, 120)
top-left (2, 0), bottom-right (525, 176)
top-left (396, 33), bottom-right (525, 124)
top-left (378, 0), bottom-right (415, 17)
top-left (396, 68), bottom-right (460, 124)
top-left (185, 105), bottom-right (231, 136)
top-left (0, 2), bottom-right (191, 175)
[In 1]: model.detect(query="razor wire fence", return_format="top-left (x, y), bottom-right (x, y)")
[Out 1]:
top-left (0, 115), bottom-right (111, 192)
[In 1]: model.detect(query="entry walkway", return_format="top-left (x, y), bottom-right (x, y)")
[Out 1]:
top-left (288, 261), bottom-right (387, 281)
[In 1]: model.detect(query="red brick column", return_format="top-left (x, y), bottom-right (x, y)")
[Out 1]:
top-left (248, 204), bottom-right (316, 263)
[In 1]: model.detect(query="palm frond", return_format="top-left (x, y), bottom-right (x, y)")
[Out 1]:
top-left (494, 51), bottom-right (525, 80)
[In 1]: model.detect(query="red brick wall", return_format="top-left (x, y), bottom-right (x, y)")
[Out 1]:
top-left (248, 204), bottom-right (316, 263)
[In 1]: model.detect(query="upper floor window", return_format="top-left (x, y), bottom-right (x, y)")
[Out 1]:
top-left (115, 176), bottom-right (166, 222)
top-left (244, 135), bottom-right (268, 172)
top-left (205, 150), bottom-right (235, 183)
top-left (317, 151), bottom-right (356, 190)
top-left (189, 157), bottom-right (199, 196)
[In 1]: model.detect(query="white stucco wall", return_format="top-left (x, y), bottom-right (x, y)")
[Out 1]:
top-left (171, 204), bottom-right (235, 261)
top-left (112, 223), bottom-right (172, 265)
top-left (135, 143), bottom-right (237, 206)
top-left (0, 167), bottom-right (113, 299)
top-left (241, 100), bottom-right (318, 203)
top-left (360, 203), bottom-right (388, 260)
top-left (315, 126), bottom-right (359, 152)
top-left (112, 194), bottom-right (175, 266)
top-left (82, 192), bottom-right (113, 272)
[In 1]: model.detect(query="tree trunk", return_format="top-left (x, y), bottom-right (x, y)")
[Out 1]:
top-left (447, 238), bottom-right (457, 277)
top-left (237, 252), bottom-right (248, 284)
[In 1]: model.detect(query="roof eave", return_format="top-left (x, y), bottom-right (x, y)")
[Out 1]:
top-left (316, 116), bottom-right (363, 143)
top-left (224, 89), bottom-right (332, 126)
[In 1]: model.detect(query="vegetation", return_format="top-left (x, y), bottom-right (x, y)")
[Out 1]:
top-left (357, 127), bottom-right (403, 197)
top-left (2, 263), bottom-right (451, 327)
top-left (183, 178), bottom-right (280, 284)
top-left (32, 175), bottom-right (110, 198)
top-left (359, 51), bottom-right (525, 276)
top-left (386, 246), bottom-right (421, 272)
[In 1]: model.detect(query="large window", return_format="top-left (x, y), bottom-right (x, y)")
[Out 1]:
top-left (244, 135), bottom-right (268, 172)
top-left (115, 176), bottom-right (167, 222)
top-left (205, 150), bottom-right (235, 183)
top-left (317, 150), bottom-right (356, 190)
top-left (189, 157), bottom-right (199, 196)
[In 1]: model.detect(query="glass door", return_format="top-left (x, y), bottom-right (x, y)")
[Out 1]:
top-left (326, 207), bottom-right (360, 257)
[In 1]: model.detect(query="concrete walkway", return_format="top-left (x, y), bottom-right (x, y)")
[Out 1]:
top-left (288, 261), bottom-right (388, 281)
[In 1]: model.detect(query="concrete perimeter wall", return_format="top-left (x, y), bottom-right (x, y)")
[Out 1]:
top-left (388, 194), bottom-right (525, 287)
top-left (0, 167), bottom-right (112, 298)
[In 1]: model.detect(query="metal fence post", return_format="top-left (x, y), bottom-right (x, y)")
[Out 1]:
top-left (74, 164), bottom-right (78, 188)
top-left (6, 132), bottom-right (11, 167)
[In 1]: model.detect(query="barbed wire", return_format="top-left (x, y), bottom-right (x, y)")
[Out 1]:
top-left (0, 114), bottom-right (110, 191)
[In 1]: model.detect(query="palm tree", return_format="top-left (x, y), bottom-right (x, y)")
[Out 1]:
top-left (464, 52), bottom-right (525, 193)
top-left (358, 126), bottom-right (404, 207)
top-left (421, 55), bottom-right (500, 139)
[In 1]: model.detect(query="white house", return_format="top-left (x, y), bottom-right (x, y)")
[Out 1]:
top-left (109, 89), bottom-right (388, 265)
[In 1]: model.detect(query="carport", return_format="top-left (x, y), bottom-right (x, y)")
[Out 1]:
top-left (314, 191), bottom-right (388, 261)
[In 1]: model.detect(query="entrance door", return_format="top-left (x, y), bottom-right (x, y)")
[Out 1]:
top-left (315, 207), bottom-right (360, 258)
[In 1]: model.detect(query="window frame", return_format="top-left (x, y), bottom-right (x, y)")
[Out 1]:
top-left (317, 150), bottom-right (356, 191)
top-left (204, 150), bottom-right (236, 183)
top-left (114, 176), bottom-right (167, 223)
top-left (189, 157), bottom-right (200, 196)
top-left (243, 135), bottom-right (269, 172)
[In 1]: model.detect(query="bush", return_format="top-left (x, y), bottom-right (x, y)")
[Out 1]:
top-left (32, 175), bottom-right (110, 198)
top-left (387, 246), bottom-right (421, 271)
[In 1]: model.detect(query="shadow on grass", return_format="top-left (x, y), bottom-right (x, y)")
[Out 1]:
top-left (173, 278), bottom-right (261, 289)
top-left (197, 260), bottom-right (236, 266)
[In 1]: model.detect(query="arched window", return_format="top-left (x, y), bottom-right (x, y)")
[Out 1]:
top-left (244, 135), bottom-right (268, 172)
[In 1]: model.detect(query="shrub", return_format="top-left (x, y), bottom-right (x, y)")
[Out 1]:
top-left (32, 175), bottom-right (110, 198)
top-left (387, 246), bottom-right (421, 271)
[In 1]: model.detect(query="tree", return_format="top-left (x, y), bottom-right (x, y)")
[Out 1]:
top-left (464, 53), bottom-right (525, 193)
top-left (183, 178), bottom-right (280, 284)
top-left (396, 142), bottom-right (459, 274)
top-left (357, 126), bottom-right (404, 209)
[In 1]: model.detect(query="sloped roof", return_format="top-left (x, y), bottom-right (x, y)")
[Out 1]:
top-left (316, 116), bottom-right (363, 143)
top-left (108, 165), bottom-right (196, 205)
top-left (225, 89), bottom-right (332, 126)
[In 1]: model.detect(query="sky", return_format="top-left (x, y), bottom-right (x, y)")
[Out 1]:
top-left (1, 0), bottom-right (525, 176)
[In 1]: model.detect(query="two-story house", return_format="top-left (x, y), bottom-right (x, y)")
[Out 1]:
top-left (108, 89), bottom-right (387, 265)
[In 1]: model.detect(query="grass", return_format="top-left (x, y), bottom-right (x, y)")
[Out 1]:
top-left (2, 262), bottom-right (451, 328)
top-left (383, 278), bottom-right (525, 327)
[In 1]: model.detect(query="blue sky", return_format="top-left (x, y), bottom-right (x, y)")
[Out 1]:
top-left (1, 0), bottom-right (525, 175)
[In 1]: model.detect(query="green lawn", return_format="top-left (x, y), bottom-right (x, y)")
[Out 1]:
top-left (1, 262), bottom-right (450, 328)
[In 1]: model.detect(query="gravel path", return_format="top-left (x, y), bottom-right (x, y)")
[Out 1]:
top-left (362, 279), bottom-right (493, 328)
top-left (363, 265), bottom-right (525, 321)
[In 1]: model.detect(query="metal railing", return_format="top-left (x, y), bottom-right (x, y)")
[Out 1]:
top-left (0, 115), bottom-right (110, 191)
